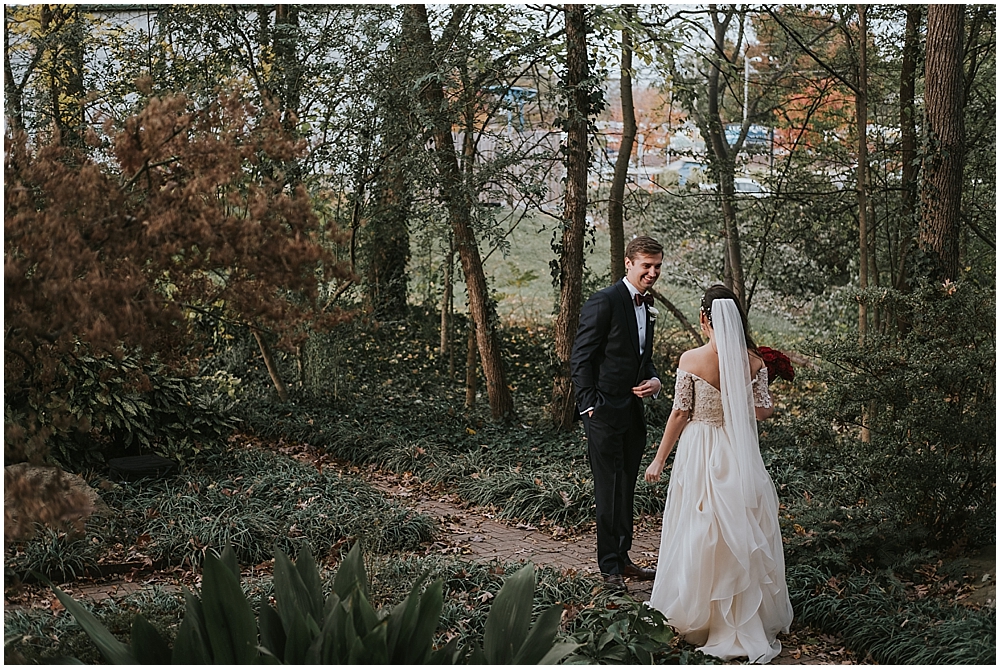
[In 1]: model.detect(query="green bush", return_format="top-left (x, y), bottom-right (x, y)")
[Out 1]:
top-left (811, 282), bottom-right (995, 541)
top-left (6, 351), bottom-right (238, 471)
top-left (48, 543), bottom-right (580, 664)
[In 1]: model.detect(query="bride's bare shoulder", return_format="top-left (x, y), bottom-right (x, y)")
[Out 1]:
top-left (678, 345), bottom-right (713, 373)
top-left (748, 349), bottom-right (765, 375)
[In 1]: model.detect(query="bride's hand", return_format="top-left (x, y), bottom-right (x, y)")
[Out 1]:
top-left (645, 460), bottom-right (663, 483)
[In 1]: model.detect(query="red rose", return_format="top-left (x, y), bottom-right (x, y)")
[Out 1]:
top-left (758, 346), bottom-right (794, 384)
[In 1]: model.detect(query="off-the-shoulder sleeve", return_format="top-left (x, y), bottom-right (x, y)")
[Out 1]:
top-left (672, 370), bottom-right (695, 412)
top-left (752, 366), bottom-right (772, 408)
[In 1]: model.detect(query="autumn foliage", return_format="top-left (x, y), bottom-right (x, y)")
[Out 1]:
top-left (5, 92), bottom-right (350, 467)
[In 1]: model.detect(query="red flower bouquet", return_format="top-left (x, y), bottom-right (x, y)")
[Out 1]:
top-left (758, 347), bottom-right (794, 384)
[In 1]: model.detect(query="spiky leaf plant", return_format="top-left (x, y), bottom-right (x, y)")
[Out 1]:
top-left (46, 543), bottom-right (579, 664)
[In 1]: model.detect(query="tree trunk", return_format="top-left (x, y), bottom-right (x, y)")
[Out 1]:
top-left (703, 7), bottom-right (746, 311)
top-left (274, 5), bottom-right (300, 132)
top-left (253, 329), bottom-right (289, 402)
top-left (407, 4), bottom-right (515, 421)
top-left (3, 6), bottom-right (25, 132)
top-left (273, 5), bottom-right (302, 186)
top-left (441, 237), bottom-right (454, 360)
top-left (465, 319), bottom-right (477, 408)
top-left (550, 4), bottom-right (590, 430)
top-left (361, 17), bottom-right (411, 318)
top-left (856, 5), bottom-right (870, 345)
top-left (895, 5), bottom-right (922, 293)
top-left (366, 146), bottom-right (411, 316)
top-left (608, 7), bottom-right (635, 283)
top-left (855, 5), bottom-right (871, 443)
top-left (919, 5), bottom-right (965, 282)
top-left (648, 288), bottom-right (704, 346)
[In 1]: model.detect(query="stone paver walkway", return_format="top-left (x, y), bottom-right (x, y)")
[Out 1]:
top-left (376, 483), bottom-right (658, 603)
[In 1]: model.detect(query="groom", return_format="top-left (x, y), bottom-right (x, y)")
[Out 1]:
top-left (571, 235), bottom-right (663, 593)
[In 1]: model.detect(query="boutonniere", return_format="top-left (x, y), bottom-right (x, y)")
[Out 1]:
top-left (647, 306), bottom-right (658, 321)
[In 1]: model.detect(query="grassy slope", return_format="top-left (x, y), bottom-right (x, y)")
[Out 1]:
top-left (442, 206), bottom-right (803, 343)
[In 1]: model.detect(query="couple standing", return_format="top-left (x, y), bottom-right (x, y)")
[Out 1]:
top-left (570, 235), bottom-right (793, 664)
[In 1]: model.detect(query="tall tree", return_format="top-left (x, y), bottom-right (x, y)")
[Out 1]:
top-left (895, 5), bottom-right (922, 293)
top-left (406, 4), bottom-right (515, 421)
top-left (366, 11), bottom-right (415, 317)
top-left (4, 4), bottom-right (88, 140)
top-left (919, 5), bottom-right (965, 282)
top-left (550, 4), bottom-right (591, 430)
top-left (608, 5), bottom-right (636, 283)
top-left (703, 5), bottom-right (748, 308)
top-left (855, 5), bottom-right (870, 340)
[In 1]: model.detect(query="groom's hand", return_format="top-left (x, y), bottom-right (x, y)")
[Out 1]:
top-left (632, 378), bottom-right (661, 399)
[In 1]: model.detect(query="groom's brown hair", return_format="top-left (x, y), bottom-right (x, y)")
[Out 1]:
top-left (625, 235), bottom-right (663, 260)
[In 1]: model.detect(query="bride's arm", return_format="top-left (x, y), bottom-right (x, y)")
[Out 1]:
top-left (751, 363), bottom-right (775, 420)
top-left (644, 409), bottom-right (689, 482)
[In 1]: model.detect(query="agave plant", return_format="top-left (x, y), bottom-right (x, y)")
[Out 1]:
top-left (45, 543), bottom-right (578, 664)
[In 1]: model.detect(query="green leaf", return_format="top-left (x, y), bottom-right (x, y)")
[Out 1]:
top-left (386, 572), bottom-right (427, 662)
top-left (274, 549), bottom-right (316, 635)
top-left (346, 632), bottom-right (369, 664)
top-left (130, 614), bottom-right (172, 664)
top-left (483, 563), bottom-right (535, 664)
top-left (350, 586), bottom-right (381, 636)
top-left (386, 573), bottom-right (441, 663)
top-left (258, 600), bottom-right (285, 661)
top-left (45, 579), bottom-right (134, 664)
top-left (428, 635), bottom-right (464, 665)
top-left (332, 543), bottom-right (369, 601)
top-left (513, 603), bottom-right (572, 664)
top-left (172, 587), bottom-right (211, 664)
top-left (201, 552), bottom-right (258, 664)
top-left (538, 641), bottom-right (581, 665)
top-left (318, 594), bottom-right (350, 663)
top-left (283, 609), bottom-right (314, 665)
top-left (218, 543), bottom-right (239, 578)
top-left (410, 578), bottom-right (444, 662)
top-left (468, 641), bottom-right (487, 665)
top-left (293, 544), bottom-right (324, 624)
top-left (360, 620), bottom-right (389, 664)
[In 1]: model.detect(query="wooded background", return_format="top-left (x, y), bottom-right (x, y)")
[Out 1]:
top-left (4, 3), bottom-right (995, 538)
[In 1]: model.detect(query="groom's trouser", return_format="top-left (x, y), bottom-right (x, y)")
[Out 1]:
top-left (583, 396), bottom-right (646, 575)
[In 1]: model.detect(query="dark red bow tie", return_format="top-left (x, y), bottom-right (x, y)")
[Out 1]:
top-left (634, 293), bottom-right (654, 307)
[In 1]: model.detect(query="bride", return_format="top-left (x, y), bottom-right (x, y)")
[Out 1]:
top-left (644, 285), bottom-right (793, 664)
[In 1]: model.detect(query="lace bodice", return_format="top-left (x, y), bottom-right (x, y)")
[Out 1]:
top-left (672, 367), bottom-right (771, 426)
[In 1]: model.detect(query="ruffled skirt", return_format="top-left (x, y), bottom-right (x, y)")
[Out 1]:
top-left (648, 421), bottom-right (793, 664)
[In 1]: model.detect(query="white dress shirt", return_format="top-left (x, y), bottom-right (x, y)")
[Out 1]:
top-left (623, 280), bottom-right (649, 355)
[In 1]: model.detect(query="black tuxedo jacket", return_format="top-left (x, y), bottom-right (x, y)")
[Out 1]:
top-left (570, 279), bottom-right (657, 423)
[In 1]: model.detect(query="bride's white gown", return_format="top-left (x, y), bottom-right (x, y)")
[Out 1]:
top-left (648, 368), bottom-right (793, 664)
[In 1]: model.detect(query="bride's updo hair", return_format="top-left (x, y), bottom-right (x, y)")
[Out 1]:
top-left (700, 284), bottom-right (758, 353)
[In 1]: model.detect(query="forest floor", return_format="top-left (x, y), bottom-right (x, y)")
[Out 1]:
top-left (4, 452), bottom-right (864, 666)
top-left (349, 459), bottom-right (875, 666)
top-left (9, 440), bottom-right (994, 665)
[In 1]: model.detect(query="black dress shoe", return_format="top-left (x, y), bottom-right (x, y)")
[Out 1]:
top-left (623, 563), bottom-right (656, 581)
top-left (602, 573), bottom-right (628, 593)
